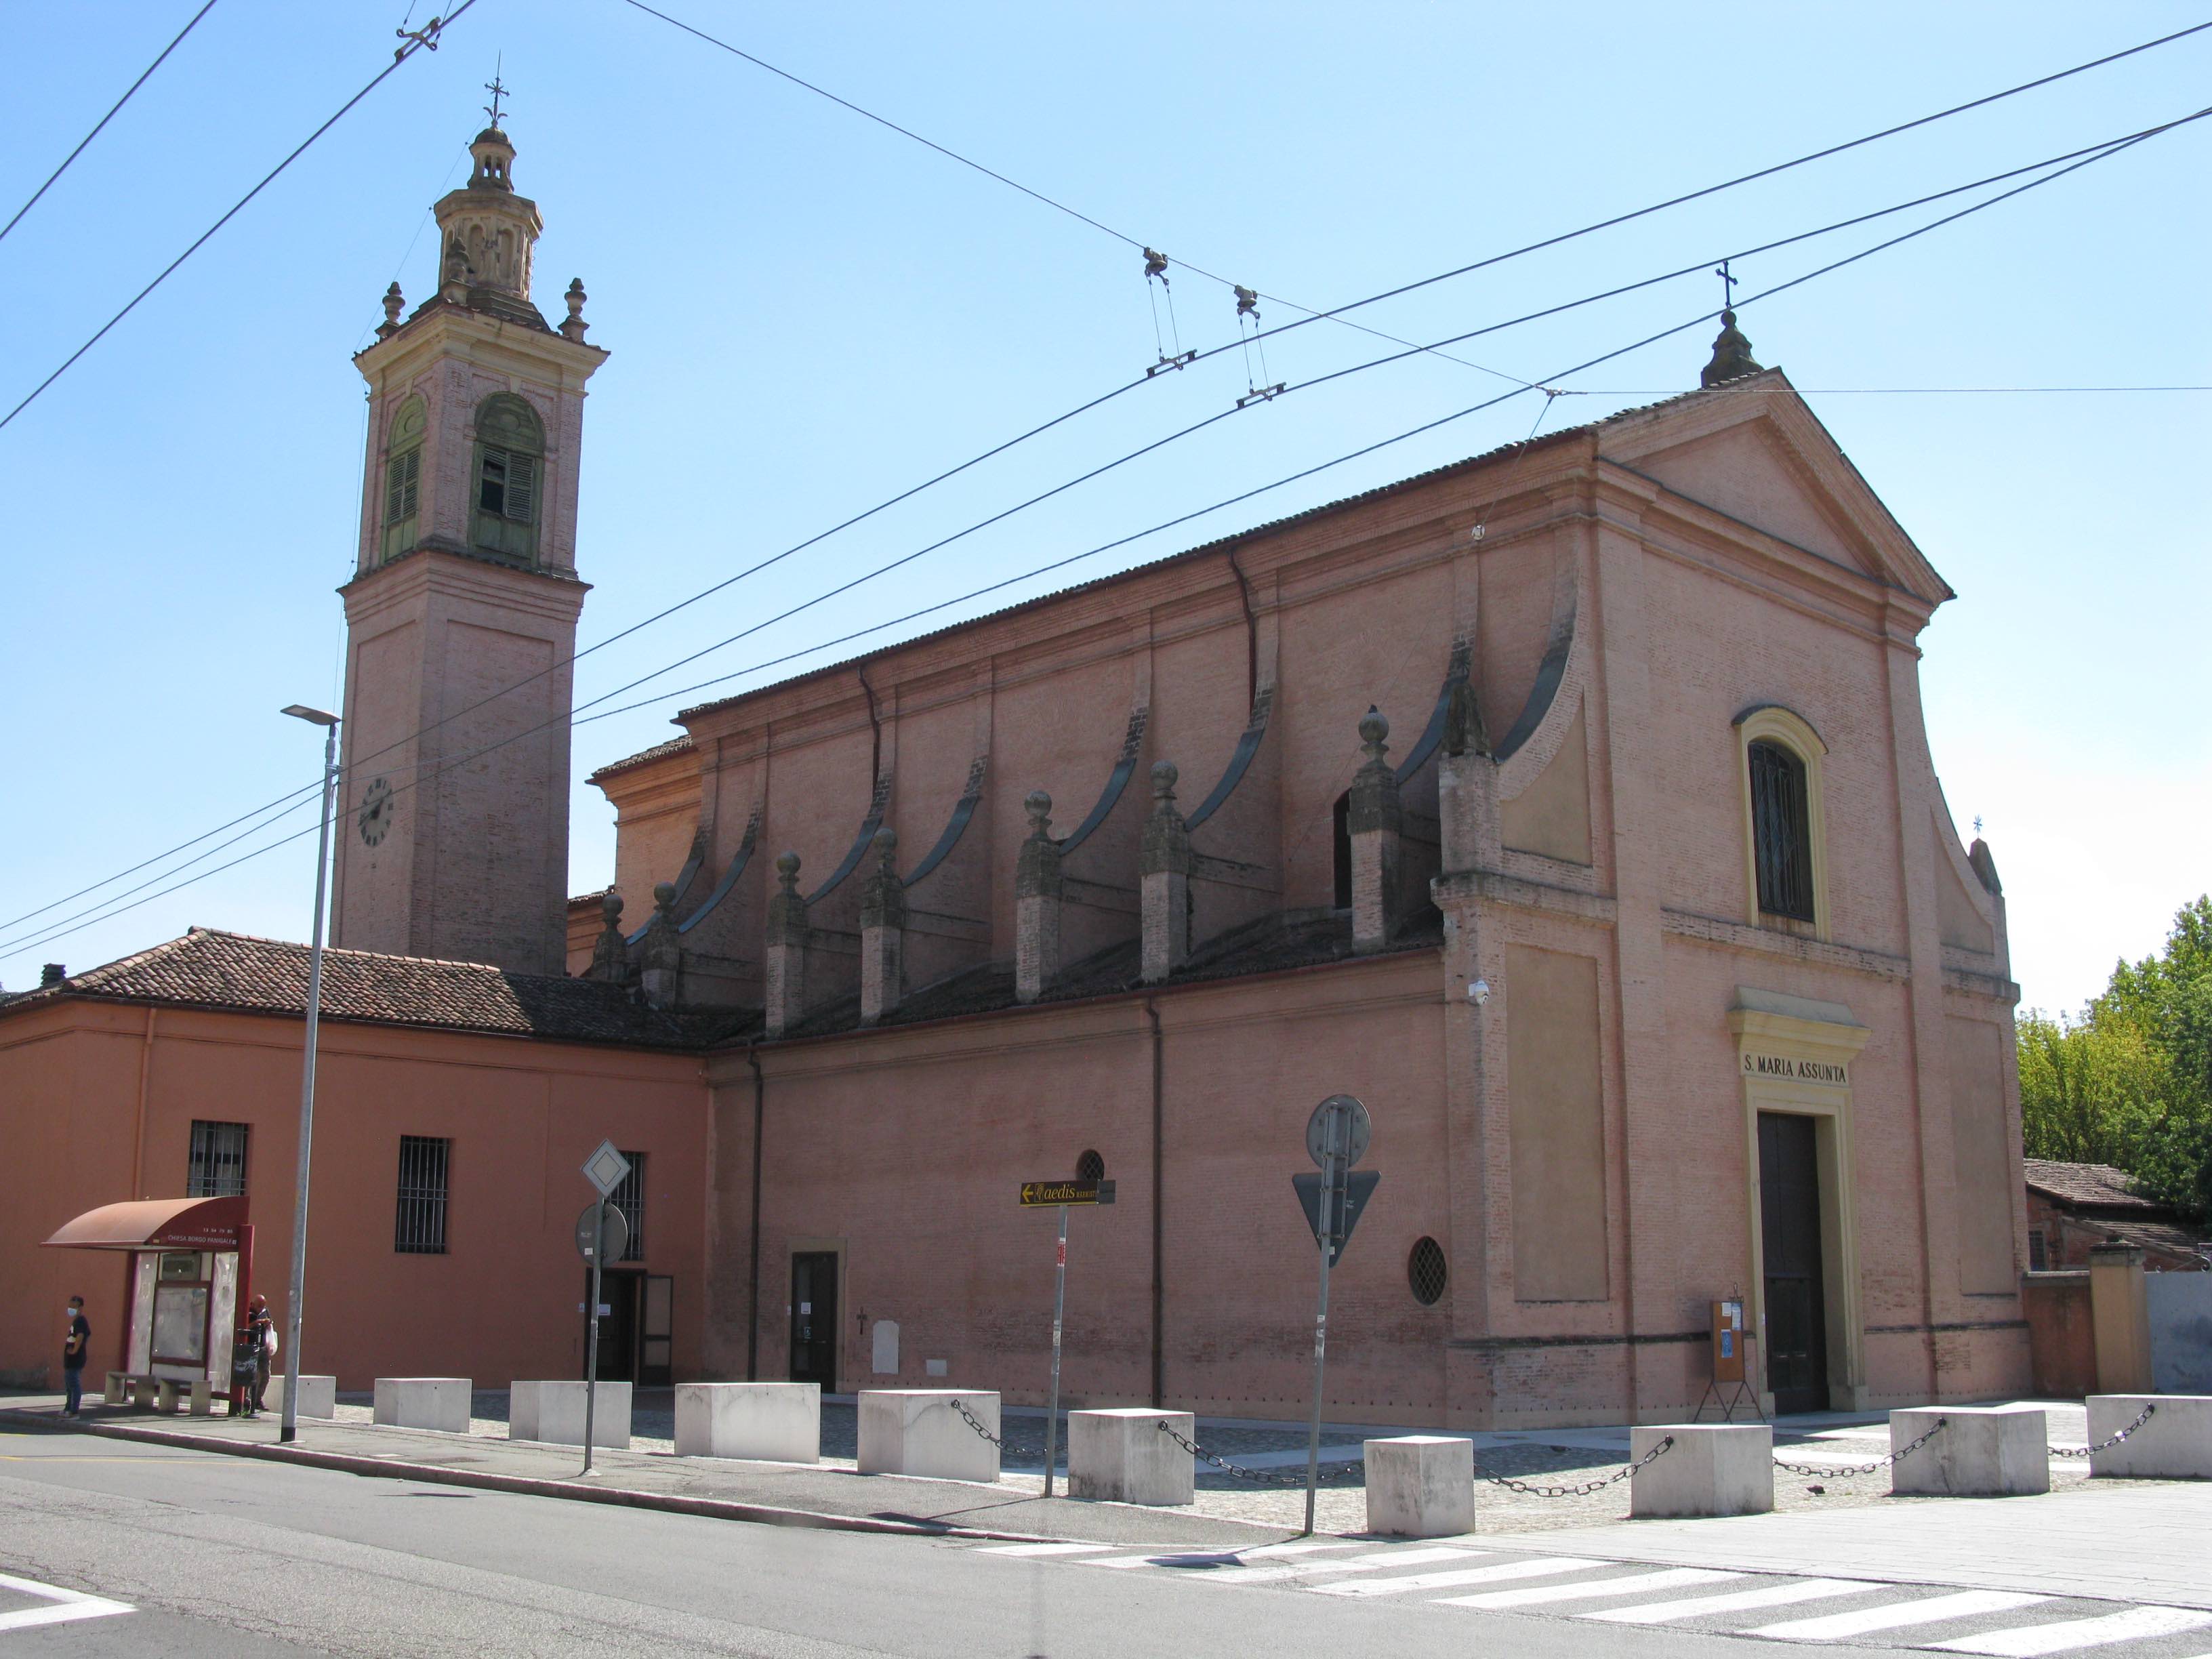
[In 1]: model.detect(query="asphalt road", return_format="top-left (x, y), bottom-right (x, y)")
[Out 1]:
top-left (0, 1425), bottom-right (2032, 1657)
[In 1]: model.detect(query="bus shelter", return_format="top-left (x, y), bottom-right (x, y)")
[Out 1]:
top-left (42, 1196), bottom-right (253, 1412)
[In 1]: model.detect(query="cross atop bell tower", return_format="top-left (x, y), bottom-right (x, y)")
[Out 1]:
top-left (333, 114), bottom-right (609, 976)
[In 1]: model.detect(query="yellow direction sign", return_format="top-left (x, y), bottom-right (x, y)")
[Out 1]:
top-left (1019, 1179), bottom-right (1115, 1208)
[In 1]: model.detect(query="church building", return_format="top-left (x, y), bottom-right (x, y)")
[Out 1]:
top-left (2, 124), bottom-right (2030, 1426)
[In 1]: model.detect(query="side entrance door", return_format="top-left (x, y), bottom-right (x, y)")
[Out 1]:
top-left (790, 1253), bottom-right (838, 1389)
top-left (1758, 1111), bottom-right (1830, 1414)
top-left (584, 1269), bottom-right (640, 1382)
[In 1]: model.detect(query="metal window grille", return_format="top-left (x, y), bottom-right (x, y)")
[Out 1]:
top-left (1408, 1235), bottom-right (1448, 1306)
top-left (394, 1135), bottom-right (451, 1254)
top-left (1076, 1149), bottom-right (1105, 1182)
top-left (1748, 740), bottom-right (1816, 922)
top-left (186, 1120), bottom-right (249, 1197)
top-left (2028, 1227), bottom-right (2049, 1272)
top-left (611, 1151), bottom-right (646, 1263)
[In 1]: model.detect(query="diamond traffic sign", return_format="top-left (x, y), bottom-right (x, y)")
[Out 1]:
top-left (1292, 1169), bottom-right (1379, 1267)
top-left (581, 1140), bottom-right (632, 1198)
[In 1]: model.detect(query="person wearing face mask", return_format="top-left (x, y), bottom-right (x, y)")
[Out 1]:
top-left (61, 1296), bottom-right (89, 1416)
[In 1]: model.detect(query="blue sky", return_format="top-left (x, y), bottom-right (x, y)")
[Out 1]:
top-left (1, 1), bottom-right (2205, 1016)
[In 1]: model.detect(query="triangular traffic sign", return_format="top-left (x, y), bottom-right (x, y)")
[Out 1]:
top-left (1291, 1169), bottom-right (1379, 1267)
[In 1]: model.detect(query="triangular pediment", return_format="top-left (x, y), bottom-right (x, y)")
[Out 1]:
top-left (1595, 371), bottom-right (1951, 607)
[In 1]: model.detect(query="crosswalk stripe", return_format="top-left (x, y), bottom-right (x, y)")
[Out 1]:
top-left (1077, 1550), bottom-right (1247, 1570)
top-left (1313, 1556), bottom-right (1614, 1599)
top-left (977, 1542), bottom-right (1115, 1557)
top-left (1926, 1605), bottom-right (2212, 1656)
top-left (1582, 1578), bottom-right (1883, 1624)
top-left (1750, 1591), bottom-right (2051, 1641)
top-left (1199, 1546), bottom-right (1482, 1586)
top-left (1436, 1567), bottom-right (1741, 1612)
top-left (1235, 1540), bottom-right (1366, 1559)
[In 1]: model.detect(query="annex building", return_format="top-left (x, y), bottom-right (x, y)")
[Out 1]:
top-left (1, 124), bottom-right (2030, 1425)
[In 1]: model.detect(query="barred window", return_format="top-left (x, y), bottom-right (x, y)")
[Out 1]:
top-left (2028, 1227), bottom-right (2049, 1272)
top-left (1748, 739), bottom-right (1815, 922)
top-left (395, 1135), bottom-right (451, 1254)
top-left (1408, 1236), bottom-right (1448, 1306)
top-left (1076, 1149), bottom-right (1105, 1182)
top-left (610, 1151), bottom-right (646, 1263)
top-left (186, 1120), bottom-right (249, 1197)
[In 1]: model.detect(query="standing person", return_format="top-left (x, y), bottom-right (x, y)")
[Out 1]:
top-left (61, 1296), bottom-right (89, 1416)
top-left (245, 1294), bottom-right (276, 1418)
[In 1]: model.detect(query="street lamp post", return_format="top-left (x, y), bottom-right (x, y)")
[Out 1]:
top-left (279, 703), bottom-right (341, 1445)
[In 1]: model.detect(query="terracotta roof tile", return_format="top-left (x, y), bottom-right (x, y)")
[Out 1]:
top-left (588, 733), bottom-right (695, 785)
top-left (5, 928), bottom-right (751, 1050)
top-left (2023, 1158), bottom-right (2163, 1211)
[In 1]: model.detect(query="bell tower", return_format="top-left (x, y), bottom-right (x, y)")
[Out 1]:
top-left (333, 113), bottom-right (608, 975)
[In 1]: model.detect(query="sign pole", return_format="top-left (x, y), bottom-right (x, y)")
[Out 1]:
top-left (583, 1200), bottom-right (603, 1477)
top-left (1042, 1202), bottom-right (1069, 1498)
top-left (1302, 1106), bottom-right (1344, 1535)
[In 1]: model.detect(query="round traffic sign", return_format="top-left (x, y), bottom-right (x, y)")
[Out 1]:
top-left (1305, 1093), bottom-right (1371, 1168)
top-left (575, 1200), bottom-right (629, 1265)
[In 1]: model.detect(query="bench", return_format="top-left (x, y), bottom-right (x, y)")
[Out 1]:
top-left (103, 1371), bottom-right (213, 1415)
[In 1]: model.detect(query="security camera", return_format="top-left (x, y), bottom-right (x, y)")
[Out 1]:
top-left (1467, 977), bottom-right (1491, 1006)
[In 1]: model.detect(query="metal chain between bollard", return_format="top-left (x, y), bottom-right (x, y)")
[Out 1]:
top-left (2051, 1401), bottom-right (2154, 1458)
top-left (947, 1396), bottom-right (1006, 1450)
top-left (1774, 1415), bottom-right (1947, 1479)
top-left (1471, 1434), bottom-right (1674, 1498)
top-left (1155, 1420), bottom-right (1363, 1486)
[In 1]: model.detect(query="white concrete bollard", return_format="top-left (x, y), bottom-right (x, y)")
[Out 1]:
top-left (264, 1374), bottom-right (337, 1419)
top-left (1889, 1404), bottom-right (2047, 1496)
top-left (510, 1380), bottom-right (631, 1449)
top-left (2088, 1394), bottom-right (2212, 1479)
top-left (1364, 1436), bottom-right (1476, 1538)
top-left (672, 1382), bottom-right (821, 1463)
top-left (1067, 1409), bottom-right (1195, 1505)
top-left (1630, 1425), bottom-right (1773, 1517)
top-left (373, 1377), bottom-right (472, 1434)
top-left (857, 1389), bottom-right (999, 1483)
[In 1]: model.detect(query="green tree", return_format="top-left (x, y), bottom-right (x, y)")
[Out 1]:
top-left (2019, 896), bottom-right (2212, 1220)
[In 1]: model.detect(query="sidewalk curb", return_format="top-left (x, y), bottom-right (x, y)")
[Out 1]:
top-left (0, 1408), bottom-right (1088, 1547)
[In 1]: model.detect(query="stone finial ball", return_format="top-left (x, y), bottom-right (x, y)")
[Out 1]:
top-left (600, 891), bottom-right (623, 920)
top-left (872, 825), bottom-right (898, 853)
top-left (1150, 759), bottom-right (1179, 795)
top-left (1359, 705), bottom-right (1389, 747)
top-left (653, 880), bottom-right (676, 907)
top-left (1024, 788), bottom-right (1052, 827)
top-left (776, 850), bottom-right (801, 877)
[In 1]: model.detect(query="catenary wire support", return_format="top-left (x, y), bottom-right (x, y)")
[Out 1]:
top-left (1142, 247), bottom-right (1189, 374)
top-left (1774, 1414), bottom-right (1948, 1479)
top-left (1472, 1435), bottom-right (1675, 1498)
top-left (2051, 1401), bottom-right (2154, 1458)
top-left (1155, 1421), bottom-right (1365, 1487)
top-left (395, 13), bottom-right (447, 59)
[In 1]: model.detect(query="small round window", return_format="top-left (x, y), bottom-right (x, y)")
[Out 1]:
top-left (1076, 1149), bottom-right (1105, 1181)
top-left (1408, 1236), bottom-right (1448, 1306)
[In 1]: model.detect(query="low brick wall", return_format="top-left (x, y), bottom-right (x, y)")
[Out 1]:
top-left (2022, 1271), bottom-right (2094, 1397)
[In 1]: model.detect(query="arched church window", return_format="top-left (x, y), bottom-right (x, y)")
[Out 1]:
top-left (472, 393), bottom-right (544, 564)
top-left (380, 396), bottom-right (426, 565)
top-left (1735, 704), bottom-right (1829, 937)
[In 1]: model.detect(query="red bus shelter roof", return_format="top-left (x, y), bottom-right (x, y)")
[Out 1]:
top-left (42, 1195), bottom-right (247, 1251)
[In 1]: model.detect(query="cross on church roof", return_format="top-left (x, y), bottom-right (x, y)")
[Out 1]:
top-left (1715, 259), bottom-right (1740, 311)
top-left (483, 66), bottom-right (510, 128)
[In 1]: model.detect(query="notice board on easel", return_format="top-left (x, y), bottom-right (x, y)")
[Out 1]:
top-left (1712, 1298), bottom-right (1746, 1382)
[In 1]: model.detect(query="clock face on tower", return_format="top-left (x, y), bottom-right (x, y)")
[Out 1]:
top-left (357, 777), bottom-right (395, 847)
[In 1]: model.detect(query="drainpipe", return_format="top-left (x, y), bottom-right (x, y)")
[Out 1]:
top-left (131, 1006), bottom-right (157, 1197)
top-left (1147, 996), bottom-right (1164, 1408)
top-left (746, 1044), bottom-right (765, 1382)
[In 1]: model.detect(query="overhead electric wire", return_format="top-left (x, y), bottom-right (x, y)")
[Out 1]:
top-left (618, 0), bottom-right (2212, 382)
top-left (8, 104), bottom-right (2197, 966)
top-left (0, 0), bottom-right (220, 248)
top-left (0, 1), bottom-right (476, 434)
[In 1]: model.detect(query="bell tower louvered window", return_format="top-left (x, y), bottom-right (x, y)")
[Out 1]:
top-left (1748, 739), bottom-right (1815, 922)
top-left (380, 397), bottom-right (427, 564)
top-left (471, 393), bottom-right (544, 564)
